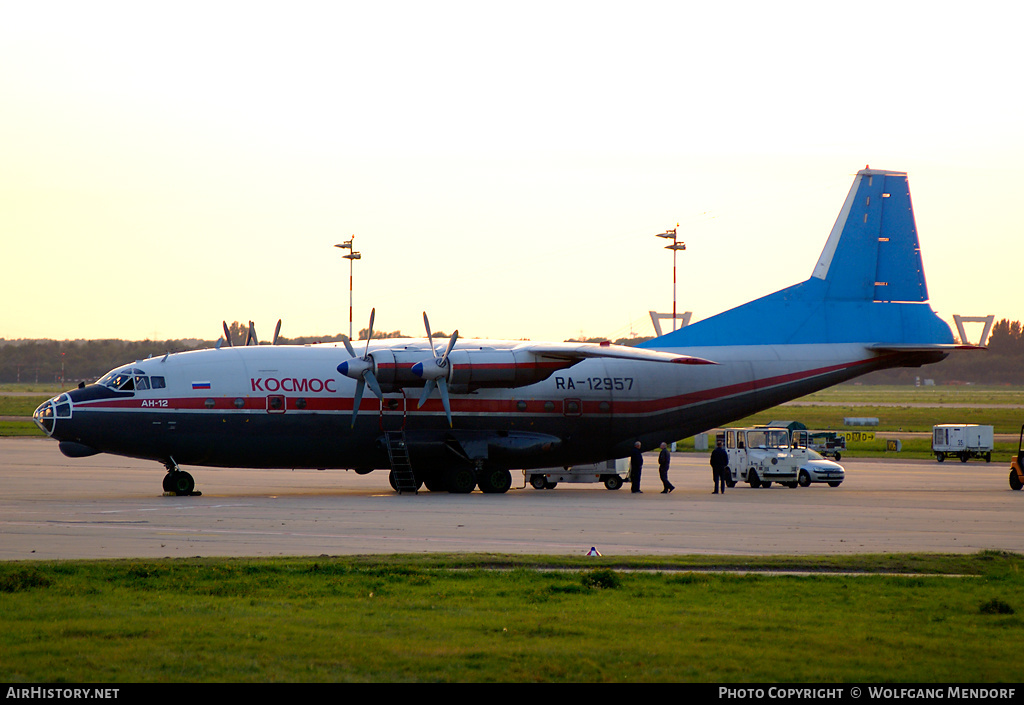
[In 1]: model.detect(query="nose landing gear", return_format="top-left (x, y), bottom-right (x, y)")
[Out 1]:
top-left (162, 458), bottom-right (201, 496)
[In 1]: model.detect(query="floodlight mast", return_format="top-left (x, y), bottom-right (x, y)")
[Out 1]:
top-left (655, 225), bottom-right (686, 331)
top-left (335, 238), bottom-right (362, 340)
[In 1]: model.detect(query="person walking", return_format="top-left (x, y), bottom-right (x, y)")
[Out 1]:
top-left (630, 441), bottom-right (644, 493)
top-left (658, 442), bottom-right (674, 493)
top-left (710, 439), bottom-right (729, 494)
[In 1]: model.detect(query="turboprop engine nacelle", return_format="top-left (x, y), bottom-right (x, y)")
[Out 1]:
top-left (365, 348), bottom-right (575, 393)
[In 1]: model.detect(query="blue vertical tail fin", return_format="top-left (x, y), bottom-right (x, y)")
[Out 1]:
top-left (642, 168), bottom-right (955, 348)
top-left (811, 168), bottom-right (928, 303)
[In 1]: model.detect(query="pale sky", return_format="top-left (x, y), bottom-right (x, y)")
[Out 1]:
top-left (3, 1), bottom-right (1022, 346)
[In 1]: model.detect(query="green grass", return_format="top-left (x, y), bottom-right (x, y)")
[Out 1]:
top-left (0, 383), bottom-right (64, 394)
top-left (0, 395), bottom-right (51, 417)
top-left (799, 385), bottom-right (1024, 406)
top-left (1, 553), bottom-right (1020, 683)
top-left (732, 405), bottom-right (1022, 435)
top-left (0, 421), bottom-right (45, 437)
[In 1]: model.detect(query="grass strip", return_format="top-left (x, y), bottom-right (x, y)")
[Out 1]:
top-left (1, 552), bottom-right (1021, 683)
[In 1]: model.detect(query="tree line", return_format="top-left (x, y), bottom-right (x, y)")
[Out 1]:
top-left (2, 320), bottom-right (1022, 386)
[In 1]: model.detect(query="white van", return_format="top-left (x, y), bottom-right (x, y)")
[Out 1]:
top-left (722, 427), bottom-right (803, 488)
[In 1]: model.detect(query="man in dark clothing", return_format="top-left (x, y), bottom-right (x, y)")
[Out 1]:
top-left (658, 442), bottom-right (674, 493)
top-left (710, 440), bottom-right (729, 494)
top-left (630, 441), bottom-right (643, 493)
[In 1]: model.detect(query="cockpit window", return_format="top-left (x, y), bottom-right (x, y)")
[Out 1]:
top-left (100, 370), bottom-right (135, 391)
top-left (98, 368), bottom-right (163, 392)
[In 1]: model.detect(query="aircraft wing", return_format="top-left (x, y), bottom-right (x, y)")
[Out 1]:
top-left (520, 341), bottom-right (717, 365)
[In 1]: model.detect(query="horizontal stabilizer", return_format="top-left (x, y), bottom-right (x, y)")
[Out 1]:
top-left (869, 343), bottom-right (986, 352)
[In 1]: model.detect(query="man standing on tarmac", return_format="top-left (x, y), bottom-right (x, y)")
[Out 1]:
top-left (710, 439), bottom-right (729, 494)
top-left (630, 441), bottom-right (644, 493)
top-left (658, 442), bottom-right (674, 493)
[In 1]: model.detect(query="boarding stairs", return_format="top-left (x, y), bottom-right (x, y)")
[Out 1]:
top-left (385, 430), bottom-right (418, 494)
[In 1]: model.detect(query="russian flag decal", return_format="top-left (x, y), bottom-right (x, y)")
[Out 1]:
top-left (192, 381), bottom-right (211, 390)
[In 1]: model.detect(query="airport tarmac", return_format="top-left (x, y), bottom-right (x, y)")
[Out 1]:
top-left (1, 437), bottom-right (1019, 561)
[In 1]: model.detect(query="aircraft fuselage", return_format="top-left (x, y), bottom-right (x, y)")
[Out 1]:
top-left (36, 339), bottom-right (940, 474)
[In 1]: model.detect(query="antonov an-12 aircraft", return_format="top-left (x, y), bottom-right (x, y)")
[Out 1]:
top-left (34, 168), bottom-right (970, 495)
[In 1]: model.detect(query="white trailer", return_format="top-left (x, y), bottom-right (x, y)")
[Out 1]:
top-left (526, 458), bottom-right (629, 490)
top-left (932, 424), bottom-right (994, 463)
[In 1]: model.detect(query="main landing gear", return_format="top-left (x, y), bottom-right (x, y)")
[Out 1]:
top-left (402, 462), bottom-right (513, 494)
top-left (162, 458), bottom-right (201, 496)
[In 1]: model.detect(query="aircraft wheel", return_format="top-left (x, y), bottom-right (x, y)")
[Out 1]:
top-left (798, 470), bottom-right (811, 487)
top-left (478, 468), bottom-right (512, 494)
top-left (445, 467), bottom-right (476, 494)
top-left (165, 471), bottom-right (195, 496)
top-left (1010, 471), bottom-right (1023, 491)
top-left (529, 475), bottom-right (547, 490)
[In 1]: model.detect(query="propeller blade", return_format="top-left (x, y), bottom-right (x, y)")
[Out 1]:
top-left (246, 321), bottom-right (257, 346)
top-left (365, 308), bottom-right (375, 357)
top-left (350, 378), bottom-right (365, 428)
top-left (273, 319), bottom-right (282, 345)
top-left (341, 335), bottom-right (356, 358)
top-left (363, 370), bottom-right (383, 399)
top-left (441, 330), bottom-right (459, 365)
top-left (437, 378), bottom-right (453, 427)
top-left (222, 321), bottom-right (233, 347)
top-left (422, 312), bottom-right (434, 353)
top-left (418, 379), bottom-right (436, 408)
